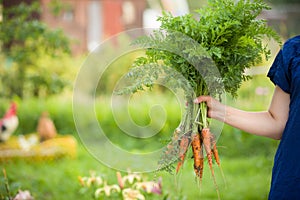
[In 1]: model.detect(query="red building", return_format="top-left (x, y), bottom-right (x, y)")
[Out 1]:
top-left (3, 0), bottom-right (147, 54)
top-left (40, 0), bottom-right (147, 54)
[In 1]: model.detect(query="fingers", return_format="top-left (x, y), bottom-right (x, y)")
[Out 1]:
top-left (193, 95), bottom-right (212, 104)
top-left (193, 95), bottom-right (226, 121)
top-left (187, 96), bottom-right (212, 107)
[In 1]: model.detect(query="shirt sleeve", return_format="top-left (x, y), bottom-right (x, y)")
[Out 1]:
top-left (267, 49), bottom-right (291, 94)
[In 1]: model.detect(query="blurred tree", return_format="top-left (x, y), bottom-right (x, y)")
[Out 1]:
top-left (0, 2), bottom-right (71, 99)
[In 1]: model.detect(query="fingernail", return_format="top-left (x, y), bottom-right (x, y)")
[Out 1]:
top-left (193, 99), bottom-right (198, 103)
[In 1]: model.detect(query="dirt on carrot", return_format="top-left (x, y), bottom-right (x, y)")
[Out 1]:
top-left (176, 134), bottom-right (190, 174)
top-left (191, 132), bottom-right (204, 181)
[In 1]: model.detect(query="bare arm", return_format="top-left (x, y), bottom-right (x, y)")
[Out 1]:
top-left (194, 86), bottom-right (290, 140)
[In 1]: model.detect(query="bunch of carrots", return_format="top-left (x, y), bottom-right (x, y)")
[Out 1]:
top-left (159, 101), bottom-right (225, 199)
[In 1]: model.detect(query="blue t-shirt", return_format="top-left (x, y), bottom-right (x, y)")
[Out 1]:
top-left (267, 35), bottom-right (300, 199)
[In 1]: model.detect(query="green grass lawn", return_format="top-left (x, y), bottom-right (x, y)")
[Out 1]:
top-left (1, 141), bottom-right (275, 200)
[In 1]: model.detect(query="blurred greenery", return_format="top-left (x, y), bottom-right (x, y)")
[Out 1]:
top-left (0, 2), bottom-right (71, 99)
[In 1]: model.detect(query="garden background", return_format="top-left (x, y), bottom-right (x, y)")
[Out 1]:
top-left (1, 0), bottom-right (300, 199)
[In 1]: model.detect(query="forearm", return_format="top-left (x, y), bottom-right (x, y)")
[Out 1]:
top-left (194, 86), bottom-right (290, 140)
top-left (224, 106), bottom-right (283, 140)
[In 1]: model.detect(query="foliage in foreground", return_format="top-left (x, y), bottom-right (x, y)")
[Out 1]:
top-left (78, 171), bottom-right (165, 200)
top-left (1, 145), bottom-right (275, 200)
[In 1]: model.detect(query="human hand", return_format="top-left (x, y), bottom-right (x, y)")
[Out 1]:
top-left (193, 96), bottom-right (226, 122)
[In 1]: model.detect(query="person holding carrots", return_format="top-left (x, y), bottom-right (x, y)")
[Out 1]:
top-left (194, 35), bottom-right (300, 199)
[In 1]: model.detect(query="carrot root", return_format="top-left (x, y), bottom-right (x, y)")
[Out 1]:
top-left (191, 132), bottom-right (204, 185)
top-left (176, 134), bottom-right (190, 174)
top-left (212, 138), bottom-right (227, 187)
top-left (202, 127), bottom-right (220, 200)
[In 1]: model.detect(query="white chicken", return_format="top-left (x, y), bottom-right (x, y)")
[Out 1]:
top-left (0, 102), bottom-right (19, 142)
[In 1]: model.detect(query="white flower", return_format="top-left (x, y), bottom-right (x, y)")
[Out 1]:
top-left (78, 171), bottom-right (103, 187)
top-left (94, 182), bottom-right (121, 197)
top-left (133, 179), bottom-right (162, 194)
top-left (122, 172), bottom-right (142, 185)
top-left (13, 189), bottom-right (34, 200)
top-left (87, 176), bottom-right (103, 187)
top-left (122, 188), bottom-right (145, 200)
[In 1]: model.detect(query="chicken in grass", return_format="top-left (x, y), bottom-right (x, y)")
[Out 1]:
top-left (37, 111), bottom-right (57, 142)
top-left (0, 102), bottom-right (19, 142)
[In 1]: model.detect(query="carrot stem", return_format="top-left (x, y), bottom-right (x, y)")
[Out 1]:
top-left (200, 102), bottom-right (208, 128)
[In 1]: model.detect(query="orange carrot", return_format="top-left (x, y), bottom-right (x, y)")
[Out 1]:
top-left (211, 134), bottom-right (226, 186)
top-left (202, 128), bottom-right (220, 199)
top-left (201, 128), bottom-right (213, 172)
top-left (211, 135), bottom-right (220, 166)
top-left (191, 132), bottom-right (204, 182)
top-left (176, 134), bottom-right (190, 173)
top-left (164, 128), bottom-right (181, 155)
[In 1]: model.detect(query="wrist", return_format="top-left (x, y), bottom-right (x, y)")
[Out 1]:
top-left (212, 103), bottom-right (227, 123)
